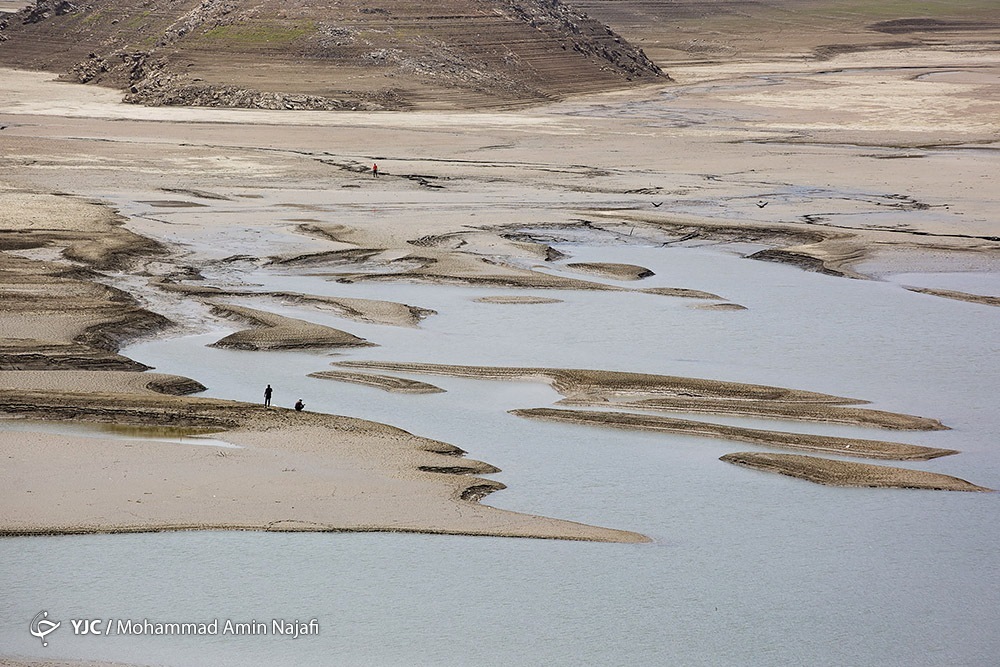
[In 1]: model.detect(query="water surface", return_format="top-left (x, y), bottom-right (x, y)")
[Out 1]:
top-left (3, 243), bottom-right (998, 666)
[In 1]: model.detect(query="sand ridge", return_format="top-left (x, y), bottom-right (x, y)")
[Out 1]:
top-left (473, 295), bottom-right (564, 304)
top-left (559, 396), bottom-right (947, 431)
top-left (565, 262), bottom-right (655, 280)
top-left (308, 370), bottom-right (445, 394)
top-left (208, 303), bottom-right (373, 350)
top-left (153, 278), bottom-right (437, 327)
top-left (333, 360), bottom-right (868, 404)
top-left (334, 361), bottom-right (981, 487)
top-left (512, 407), bottom-right (955, 461)
top-left (721, 452), bottom-right (992, 492)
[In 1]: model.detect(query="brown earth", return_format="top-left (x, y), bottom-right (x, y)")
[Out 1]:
top-left (153, 279), bottom-right (438, 327)
top-left (474, 295), bottom-right (564, 304)
top-left (565, 261), bottom-right (655, 280)
top-left (334, 360), bottom-right (869, 403)
top-left (559, 396), bottom-right (946, 431)
top-left (0, 0), bottom-right (665, 110)
top-left (208, 303), bottom-right (374, 350)
top-left (4, 1), bottom-right (997, 113)
top-left (0, 191), bottom-right (173, 372)
top-left (721, 452), bottom-right (993, 492)
top-left (308, 370), bottom-right (445, 393)
top-left (904, 287), bottom-right (1000, 307)
top-left (512, 407), bottom-right (955, 461)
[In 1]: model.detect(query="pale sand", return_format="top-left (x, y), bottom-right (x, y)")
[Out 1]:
top-left (335, 362), bottom-right (947, 432)
top-left (0, 371), bottom-right (203, 396)
top-left (565, 262), bottom-right (654, 280)
top-left (904, 287), bottom-right (1000, 307)
top-left (274, 293), bottom-right (436, 327)
top-left (153, 279), bottom-right (436, 327)
top-left (721, 453), bottom-right (992, 492)
top-left (208, 303), bottom-right (373, 350)
top-left (559, 396), bottom-right (946, 431)
top-left (0, 194), bottom-right (169, 371)
top-left (511, 408), bottom-right (955, 461)
top-left (334, 361), bottom-right (866, 403)
top-left (640, 287), bottom-right (722, 299)
top-left (308, 370), bottom-right (445, 394)
top-left (0, 387), bottom-right (647, 542)
top-left (691, 303), bottom-right (748, 311)
top-left (474, 296), bottom-right (564, 304)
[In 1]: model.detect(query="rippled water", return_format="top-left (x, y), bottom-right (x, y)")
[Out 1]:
top-left (3, 244), bottom-right (999, 666)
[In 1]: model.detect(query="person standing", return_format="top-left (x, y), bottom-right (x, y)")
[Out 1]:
top-left (372, 163), bottom-right (379, 178)
top-left (264, 384), bottom-right (273, 407)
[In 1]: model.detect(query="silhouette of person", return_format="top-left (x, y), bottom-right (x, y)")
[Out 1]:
top-left (372, 163), bottom-right (379, 178)
top-left (264, 384), bottom-right (273, 407)
top-left (294, 399), bottom-right (305, 412)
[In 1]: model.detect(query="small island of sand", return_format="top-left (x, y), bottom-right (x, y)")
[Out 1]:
top-left (565, 262), bottom-right (655, 281)
top-left (308, 370), bottom-right (445, 394)
top-left (721, 453), bottom-right (992, 492)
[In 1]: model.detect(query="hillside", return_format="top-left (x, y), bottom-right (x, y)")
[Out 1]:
top-left (574, 0), bottom-right (1000, 65)
top-left (0, 0), bottom-right (666, 110)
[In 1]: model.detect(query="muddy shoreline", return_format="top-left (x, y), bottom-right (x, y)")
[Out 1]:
top-left (1, 39), bottom-right (998, 545)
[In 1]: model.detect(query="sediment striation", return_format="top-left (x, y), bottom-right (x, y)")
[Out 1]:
top-left (720, 452), bottom-right (992, 492)
top-left (308, 370), bottom-right (445, 394)
top-left (512, 408), bottom-right (955, 461)
top-left (334, 360), bottom-right (869, 404)
top-left (209, 304), bottom-right (373, 350)
top-left (565, 262), bottom-right (654, 280)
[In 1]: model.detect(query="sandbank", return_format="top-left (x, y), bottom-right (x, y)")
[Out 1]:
top-left (691, 303), bottom-right (748, 311)
top-left (334, 360), bottom-right (867, 404)
top-left (904, 287), bottom-right (1000, 307)
top-left (640, 287), bottom-right (722, 299)
top-left (308, 370), bottom-right (445, 394)
top-left (511, 408), bottom-right (955, 461)
top-left (721, 453), bottom-right (992, 492)
top-left (0, 388), bottom-right (647, 542)
top-left (154, 279), bottom-right (437, 327)
top-left (474, 295), bottom-right (564, 304)
top-left (565, 262), bottom-right (655, 280)
top-left (208, 304), bottom-right (372, 350)
top-left (559, 396), bottom-right (946, 431)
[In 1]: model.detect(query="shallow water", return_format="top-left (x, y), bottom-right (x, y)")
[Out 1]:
top-left (3, 243), bottom-right (999, 666)
top-left (0, 421), bottom-right (240, 449)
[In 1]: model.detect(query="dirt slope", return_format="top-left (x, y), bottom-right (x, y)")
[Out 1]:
top-left (573, 0), bottom-right (1000, 64)
top-left (0, 0), bottom-right (665, 110)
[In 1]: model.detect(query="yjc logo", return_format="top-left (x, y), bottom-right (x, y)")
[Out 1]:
top-left (29, 610), bottom-right (60, 647)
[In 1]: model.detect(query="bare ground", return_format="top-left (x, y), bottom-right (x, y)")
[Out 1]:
top-left (308, 370), bottom-right (445, 394)
top-left (511, 407), bottom-right (956, 461)
top-left (721, 452), bottom-right (993, 492)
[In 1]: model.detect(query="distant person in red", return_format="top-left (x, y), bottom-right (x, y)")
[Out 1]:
top-left (372, 163), bottom-right (379, 178)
